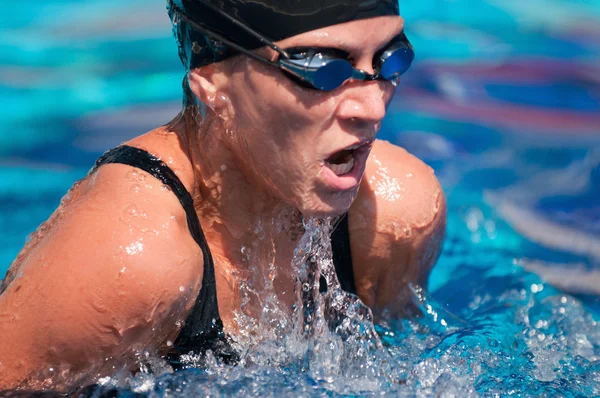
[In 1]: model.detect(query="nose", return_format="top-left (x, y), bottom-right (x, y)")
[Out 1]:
top-left (336, 80), bottom-right (390, 127)
top-left (354, 54), bottom-right (377, 76)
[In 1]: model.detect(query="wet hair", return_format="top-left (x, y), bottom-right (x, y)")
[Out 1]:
top-left (167, 0), bottom-right (399, 70)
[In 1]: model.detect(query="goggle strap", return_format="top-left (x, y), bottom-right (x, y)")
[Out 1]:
top-left (170, 0), bottom-right (290, 59)
top-left (171, 5), bottom-right (279, 68)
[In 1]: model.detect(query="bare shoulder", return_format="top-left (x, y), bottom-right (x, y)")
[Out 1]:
top-left (0, 138), bottom-right (202, 389)
top-left (352, 139), bottom-right (446, 235)
top-left (347, 139), bottom-right (446, 317)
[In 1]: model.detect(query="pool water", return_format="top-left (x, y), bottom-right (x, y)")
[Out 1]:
top-left (1, 0), bottom-right (600, 396)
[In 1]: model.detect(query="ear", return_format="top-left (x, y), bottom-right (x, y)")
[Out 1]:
top-left (188, 66), bottom-right (217, 108)
top-left (187, 67), bottom-right (234, 120)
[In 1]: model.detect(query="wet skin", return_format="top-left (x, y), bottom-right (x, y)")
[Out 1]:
top-left (0, 16), bottom-right (446, 391)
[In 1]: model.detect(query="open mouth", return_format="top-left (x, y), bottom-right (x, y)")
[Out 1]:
top-left (320, 140), bottom-right (373, 191)
top-left (325, 144), bottom-right (361, 176)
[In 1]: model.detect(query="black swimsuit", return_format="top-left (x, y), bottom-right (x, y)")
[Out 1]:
top-left (92, 145), bottom-right (357, 367)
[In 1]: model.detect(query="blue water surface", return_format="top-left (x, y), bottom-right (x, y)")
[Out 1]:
top-left (1, 0), bottom-right (599, 396)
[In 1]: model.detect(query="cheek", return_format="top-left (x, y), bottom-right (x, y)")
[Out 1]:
top-left (229, 60), bottom-right (334, 137)
top-left (244, 131), bottom-right (320, 186)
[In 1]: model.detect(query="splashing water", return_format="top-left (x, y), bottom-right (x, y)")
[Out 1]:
top-left (84, 206), bottom-right (600, 397)
top-left (284, 218), bottom-right (396, 391)
top-left (225, 217), bottom-right (399, 393)
top-left (86, 217), bottom-right (402, 396)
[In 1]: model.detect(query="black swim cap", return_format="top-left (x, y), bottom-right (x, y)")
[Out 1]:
top-left (168, 0), bottom-right (400, 69)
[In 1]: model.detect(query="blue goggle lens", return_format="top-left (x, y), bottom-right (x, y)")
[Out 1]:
top-left (313, 58), bottom-right (354, 91)
top-left (378, 44), bottom-right (415, 80)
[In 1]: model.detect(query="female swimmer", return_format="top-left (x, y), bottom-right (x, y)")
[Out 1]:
top-left (0, 0), bottom-right (446, 391)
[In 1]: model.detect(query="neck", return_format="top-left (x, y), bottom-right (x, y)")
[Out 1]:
top-left (174, 106), bottom-right (305, 329)
top-left (175, 106), bottom-right (304, 271)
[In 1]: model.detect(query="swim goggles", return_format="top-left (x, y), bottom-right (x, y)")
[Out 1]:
top-left (170, 0), bottom-right (415, 91)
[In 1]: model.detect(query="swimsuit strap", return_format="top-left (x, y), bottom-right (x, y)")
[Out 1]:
top-left (331, 214), bottom-right (357, 295)
top-left (91, 145), bottom-right (238, 367)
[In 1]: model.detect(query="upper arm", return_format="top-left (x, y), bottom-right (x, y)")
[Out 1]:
top-left (0, 163), bottom-right (203, 390)
top-left (348, 139), bottom-right (446, 317)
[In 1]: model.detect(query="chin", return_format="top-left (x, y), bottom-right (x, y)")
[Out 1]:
top-left (295, 189), bottom-right (358, 219)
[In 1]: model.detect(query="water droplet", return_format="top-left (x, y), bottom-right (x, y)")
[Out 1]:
top-left (125, 240), bottom-right (144, 255)
top-left (161, 185), bottom-right (172, 193)
top-left (166, 340), bottom-right (173, 347)
top-left (125, 205), bottom-right (139, 217)
top-left (126, 170), bottom-right (138, 180)
top-left (179, 286), bottom-right (185, 292)
top-left (127, 170), bottom-right (146, 182)
top-left (60, 189), bottom-right (75, 206)
top-left (404, 227), bottom-right (412, 237)
top-left (130, 184), bottom-right (141, 193)
top-left (531, 284), bottom-right (544, 293)
top-left (537, 333), bottom-right (546, 341)
top-left (192, 41), bottom-right (202, 54)
top-left (535, 320), bottom-right (545, 329)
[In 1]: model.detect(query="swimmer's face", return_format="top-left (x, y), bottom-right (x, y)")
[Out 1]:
top-left (192, 16), bottom-right (404, 217)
